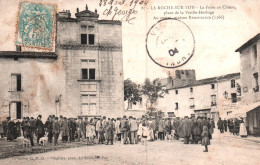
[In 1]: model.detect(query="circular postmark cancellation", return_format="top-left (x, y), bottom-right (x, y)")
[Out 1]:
top-left (145, 18), bottom-right (195, 68)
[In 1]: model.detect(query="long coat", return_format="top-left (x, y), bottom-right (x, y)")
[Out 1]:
top-left (35, 119), bottom-right (45, 137)
top-left (217, 119), bottom-right (224, 129)
top-left (191, 121), bottom-right (201, 136)
top-left (158, 120), bottom-right (165, 133)
top-left (61, 120), bottom-right (69, 136)
top-left (52, 121), bottom-right (60, 134)
top-left (106, 121), bottom-right (115, 141)
top-left (180, 118), bottom-right (192, 137)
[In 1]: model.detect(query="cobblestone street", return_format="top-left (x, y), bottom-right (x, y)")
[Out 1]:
top-left (0, 132), bottom-right (259, 165)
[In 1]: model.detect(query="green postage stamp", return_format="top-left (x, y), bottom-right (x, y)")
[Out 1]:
top-left (16, 2), bottom-right (56, 50)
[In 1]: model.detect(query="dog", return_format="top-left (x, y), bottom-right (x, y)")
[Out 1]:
top-left (179, 138), bottom-right (184, 142)
top-left (23, 138), bottom-right (30, 148)
top-left (17, 136), bottom-right (30, 148)
top-left (17, 136), bottom-right (26, 146)
top-left (39, 136), bottom-right (48, 146)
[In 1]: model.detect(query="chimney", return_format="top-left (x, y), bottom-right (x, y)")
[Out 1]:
top-left (86, 4), bottom-right (88, 10)
top-left (57, 10), bottom-right (71, 18)
top-left (76, 7), bottom-right (79, 13)
top-left (16, 45), bottom-right (21, 52)
top-left (95, 9), bottom-right (97, 13)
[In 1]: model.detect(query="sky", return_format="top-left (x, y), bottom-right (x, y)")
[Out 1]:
top-left (0, 0), bottom-right (259, 83)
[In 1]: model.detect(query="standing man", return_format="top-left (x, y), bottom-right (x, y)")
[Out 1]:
top-left (102, 116), bottom-right (107, 141)
top-left (129, 117), bottom-right (138, 144)
top-left (115, 117), bottom-right (121, 141)
top-left (24, 117), bottom-right (34, 146)
top-left (29, 117), bottom-right (36, 138)
top-left (180, 116), bottom-right (192, 144)
top-left (61, 117), bottom-right (69, 142)
top-left (35, 115), bottom-right (45, 144)
top-left (96, 118), bottom-right (101, 140)
top-left (7, 117), bottom-right (15, 141)
top-left (81, 117), bottom-right (87, 140)
top-left (52, 117), bottom-right (60, 146)
top-left (150, 118), bottom-right (157, 140)
top-left (106, 118), bottom-right (115, 145)
top-left (223, 118), bottom-right (228, 132)
top-left (45, 116), bottom-right (53, 143)
top-left (69, 118), bottom-right (76, 142)
top-left (217, 117), bottom-right (224, 133)
top-left (158, 117), bottom-right (165, 140)
top-left (76, 117), bottom-right (82, 141)
top-left (120, 115), bottom-right (128, 144)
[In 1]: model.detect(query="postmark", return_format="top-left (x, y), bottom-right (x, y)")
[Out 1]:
top-left (145, 18), bottom-right (195, 68)
top-left (16, 2), bottom-right (57, 50)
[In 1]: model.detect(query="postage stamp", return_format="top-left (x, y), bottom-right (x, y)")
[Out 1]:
top-left (146, 18), bottom-right (195, 68)
top-left (15, 1), bottom-right (57, 50)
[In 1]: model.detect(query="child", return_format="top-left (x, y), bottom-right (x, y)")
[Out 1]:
top-left (201, 126), bottom-right (210, 152)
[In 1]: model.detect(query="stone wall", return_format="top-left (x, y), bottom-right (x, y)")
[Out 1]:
top-left (0, 57), bottom-right (65, 121)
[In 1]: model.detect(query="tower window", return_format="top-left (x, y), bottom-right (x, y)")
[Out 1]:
top-left (81, 34), bottom-right (87, 44)
top-left (88, 34), bottom-right (95, 45)
top-left (89, 69), bottom-right (95, 80)
top-left (82, 69), bottom-right (88, 79)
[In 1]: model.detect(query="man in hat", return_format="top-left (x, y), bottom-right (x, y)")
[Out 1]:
top-left (68, 118), bottom-right (76, 142)
top-left (120, 115), bottom-right (129, 144)
top-left (129, 116), bottom-right (138, 144)
top-left (45, 116), bottom-right (53, 143)
top-left (61, 117), bottom-right (69, 142)
top-left (76, 117), bottom-right (82, 141)
top-left (158, 117), bottom-right (165, 140)
top-left (53, 117), bottom-right (60, 145)
top-left (115, 117), bottom-right (121, 141)
top-left (35, 115), bottom-right (45, 144)
top-left (23, 117), bottom-right (34, 146)
top-left (29, 117), bottom-right (36, 138)
top-left (102, 116), bottom-right (107, 141)
top-left (180, 116), bottom-right (192, 144)
top-left (6, 117), bottom-right (15, 141)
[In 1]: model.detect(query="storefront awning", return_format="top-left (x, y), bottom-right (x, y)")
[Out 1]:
top-left (226, 102), bottom-right (260, 119)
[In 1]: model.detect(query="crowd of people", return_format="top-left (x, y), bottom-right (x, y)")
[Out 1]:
top-left (217, 117), bottom-right (247, 137)
top-left (0, 115), bottom-right (216, 152)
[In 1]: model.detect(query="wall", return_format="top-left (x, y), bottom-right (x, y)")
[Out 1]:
top-left (157, 76), bottom-right (241, 119)
top-left (217, 77), bottom-right (242, 119)
top-left (0, 57), bottom-right (65, 121)
top-left (56, 17), bottom-right (124, 118)
top-left (240, 39), bottom-right (260, 105)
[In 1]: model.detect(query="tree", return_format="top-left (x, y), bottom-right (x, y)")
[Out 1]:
top-left (124, 79), bottom-right (142, 109)
top-left (142, 78), bottom-right (166, 112)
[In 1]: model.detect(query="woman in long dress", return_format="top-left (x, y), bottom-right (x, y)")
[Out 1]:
top-left (239, 119), bottom-right (247, 137)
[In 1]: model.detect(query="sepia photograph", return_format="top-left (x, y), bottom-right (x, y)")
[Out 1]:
top-left (0, 0), bottom-right (259, 164)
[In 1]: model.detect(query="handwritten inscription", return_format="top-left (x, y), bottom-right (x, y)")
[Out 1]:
top-left (99, 0), bottom-right (149, 24)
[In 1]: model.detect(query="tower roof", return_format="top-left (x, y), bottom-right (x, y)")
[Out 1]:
top-left (75, 5), bottom-right (99, 19)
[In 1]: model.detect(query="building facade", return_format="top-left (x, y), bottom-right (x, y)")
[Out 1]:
top-left (235, 33), bottom-right (260, 136)
top-left (157, 70), bottom-right (241, 120)
top-left (0, 5), bottom-right (124, 121)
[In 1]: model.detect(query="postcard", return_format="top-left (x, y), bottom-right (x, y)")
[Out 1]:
top-left (0, 0), bottom-right (259, 164)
